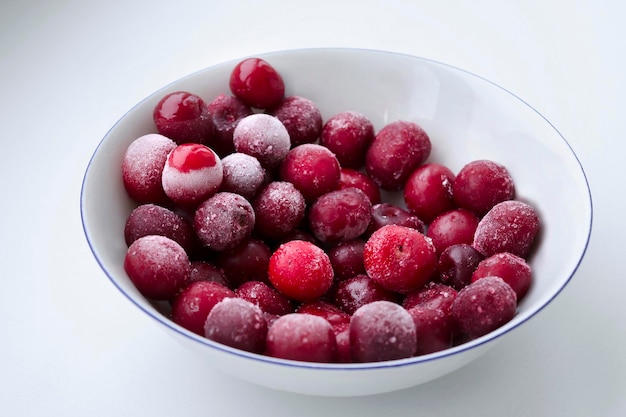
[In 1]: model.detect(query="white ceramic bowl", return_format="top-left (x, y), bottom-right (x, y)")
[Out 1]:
top-left (81, 48), bottom-right (592, 397)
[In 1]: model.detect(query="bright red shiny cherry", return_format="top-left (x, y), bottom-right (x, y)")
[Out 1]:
top-left (229, 58), bottom-right (285, 109)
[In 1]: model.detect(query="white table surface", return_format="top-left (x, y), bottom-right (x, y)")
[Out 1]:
top-left (2, 1), bottom-right (624, 415)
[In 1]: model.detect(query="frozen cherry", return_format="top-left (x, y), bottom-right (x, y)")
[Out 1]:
top-left (186, 260), bottom-right (229, 288)
top-left (364, 225), bottom-right (437, 294)
top-left (407, 306), bottom-right (454, 355)
top-left (235, 280), bottom-right (294, 316)
top-left (338, 168), bottom-right (381, 205)
top-left (327, 239), bottom-right (366, 281)
top-left (124, 203), bottom-right (195, 253)
top-left (206, 93), bottom-right (252, 156)
top-left (365, 120), bottom-right (431, 190)
top-left (473, 200), bottom-right (541, 258)
top-left (404, 163), bottom-right (456, 223)
top-left (194, 192), bottom-right (255, 251)
top-left (471, 252), bottom-right (532, 300)
top-left (436, 243), bottom-right (485, 291)
top-left (426, 209), bottom-right (480, 255)
top-left (220, 153), bottom-right (266, 200)
top-left (204, 297), bottom-right (268, 353)
top-left (266, 313), bottom-right (337, 362)
top-left (334, 274), bottom-right (397, 315)
top-left (215, 238), bottom-right (271, 287)
top-left (253, 181), bottom-right (306, 240)
top-left (366, 203), bottom-right (426, 236)
top-left (233, 113), bottom-right (291, 169)
top-left (170, 280), bottom-right (235, 336)
top-left (451, 276), bottom-right (517, 341)
top-left (402, 281), bottom-right (458, 313)
top-left (350, 301), bottom-right (417, 362)
top-left (161, 143), bottom-right (223, 206)
top-left (229, 57), bottom-right (285, 109)
top-left (153, 91), bottom-right (213, 145)
top-left (123, 235), bottom-right (190, 301)
top-left (269, 96), bottom-right (323, 146)
top-left (453, 159), bottom-right (515, 216)
top-left (320, 111), bottom-right (375, 169)
top-left (279, 143), bottom-right (341, 202)
top-left (268, 240), bottom-right (334, 302)
top-left (121, 133), bottom-right (176, 204)
top-left (308, 187), bottom-right (372, 244)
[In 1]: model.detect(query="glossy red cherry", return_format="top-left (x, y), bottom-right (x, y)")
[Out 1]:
top-left (229, 57), bottom-right (285, 109)
top-left (153, 91), bottom-right (213, 145)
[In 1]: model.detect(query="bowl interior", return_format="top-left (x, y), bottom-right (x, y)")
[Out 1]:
top-left (81, 48), bottom-right (592, 390)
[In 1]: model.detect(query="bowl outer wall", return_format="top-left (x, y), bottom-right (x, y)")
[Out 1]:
top-left (81, 48), bottom-right (592, 396)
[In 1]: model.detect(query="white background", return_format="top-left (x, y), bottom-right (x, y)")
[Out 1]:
top-left (1, 0), bottom-right (624, 415)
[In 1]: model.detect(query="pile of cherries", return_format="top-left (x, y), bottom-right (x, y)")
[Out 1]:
top-left (121, 57), bottom-right (541, 363)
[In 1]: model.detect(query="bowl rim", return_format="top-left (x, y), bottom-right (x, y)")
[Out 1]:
top-left (80, 46), bottom-right (593, 371)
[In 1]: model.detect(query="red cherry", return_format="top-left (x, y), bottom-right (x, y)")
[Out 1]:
top-left (229, 58), bottom-right (285, 109)
top-left (167, 143), bottom-right (220, 172)
top-left (153, 91), bottom-right (213, 145)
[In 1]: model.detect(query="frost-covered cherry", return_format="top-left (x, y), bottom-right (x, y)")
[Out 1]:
top-left (161, 143), bottom-right (223, 206)
top-left (451, 276), bottom-right (517, 341)
top-left (269, 96), bottom-right (323, 146)
top-left (453, 159), bottom-right (515, 216)
top-left (266, 313), bottom-right (337, 362)
top-left (186, 260), bottom-right (229, 288)
top-left (220, 153), bottom-right (266, 200)
top-left (206, 93), bottom-right (252, 156)
top-left (121, 133), bottom-right (176, 204)
top-left (366, 203), bottom-right (426, 236)
top-left (194, 192), bottom-right (255, 251)
top-left (233, 113), bottom-right (291, 169)
top-left (334, 274), bottom-right (397, 315)
top-left (364, 225), bottom-right (437, 294)
top-left (216, 238), bottom-right (271, 287)
top-left (426, 209), bottom-right (480, 255)
top-left (338, 168), bottom-right (381, 205)
top-left (472, 200), bottom-right (541, 258)
top-left (268, 240), bottom-right (334, 302)
top-left (279, 143), bottom-right (340, 202)
top-left (170, 280), bottom-right (235, 336)
top-left (253, 181), bottom-right (306, 240)
top-left (471, 252), bottom-right (532, 300)
top-left (124, 235), bottom-right (190, 302)
top-left (320, 111), bottom-right (375, 169)
top-left (350, 301), bottom-right (417, 362)
top-left (235, 280), bottom-right (294, 316)
top-left (124, 235), bottom-right (190, 301)
top-left (436, 244), bottom-right (484, 291)
top-left (404, 163), bottom-right (456, 223)
top-left (407, 305), bottom-right (454, 355)
top-left (229, 57), bottom-right (285, 109)
top-left (308, 187), bottom-right (372, 244)
top-left (124, 204), bottom-right (195, 253)
top-left (204, 298), bottom-right (268, 353)
top-left (327, 239), bottom-right (366, 281)
top-left (402, 281), bottom-right (458, 313)
top-left (365, 120), bottom-right (431, 190)
top-left (153, 91), bottom-right (213, 145)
